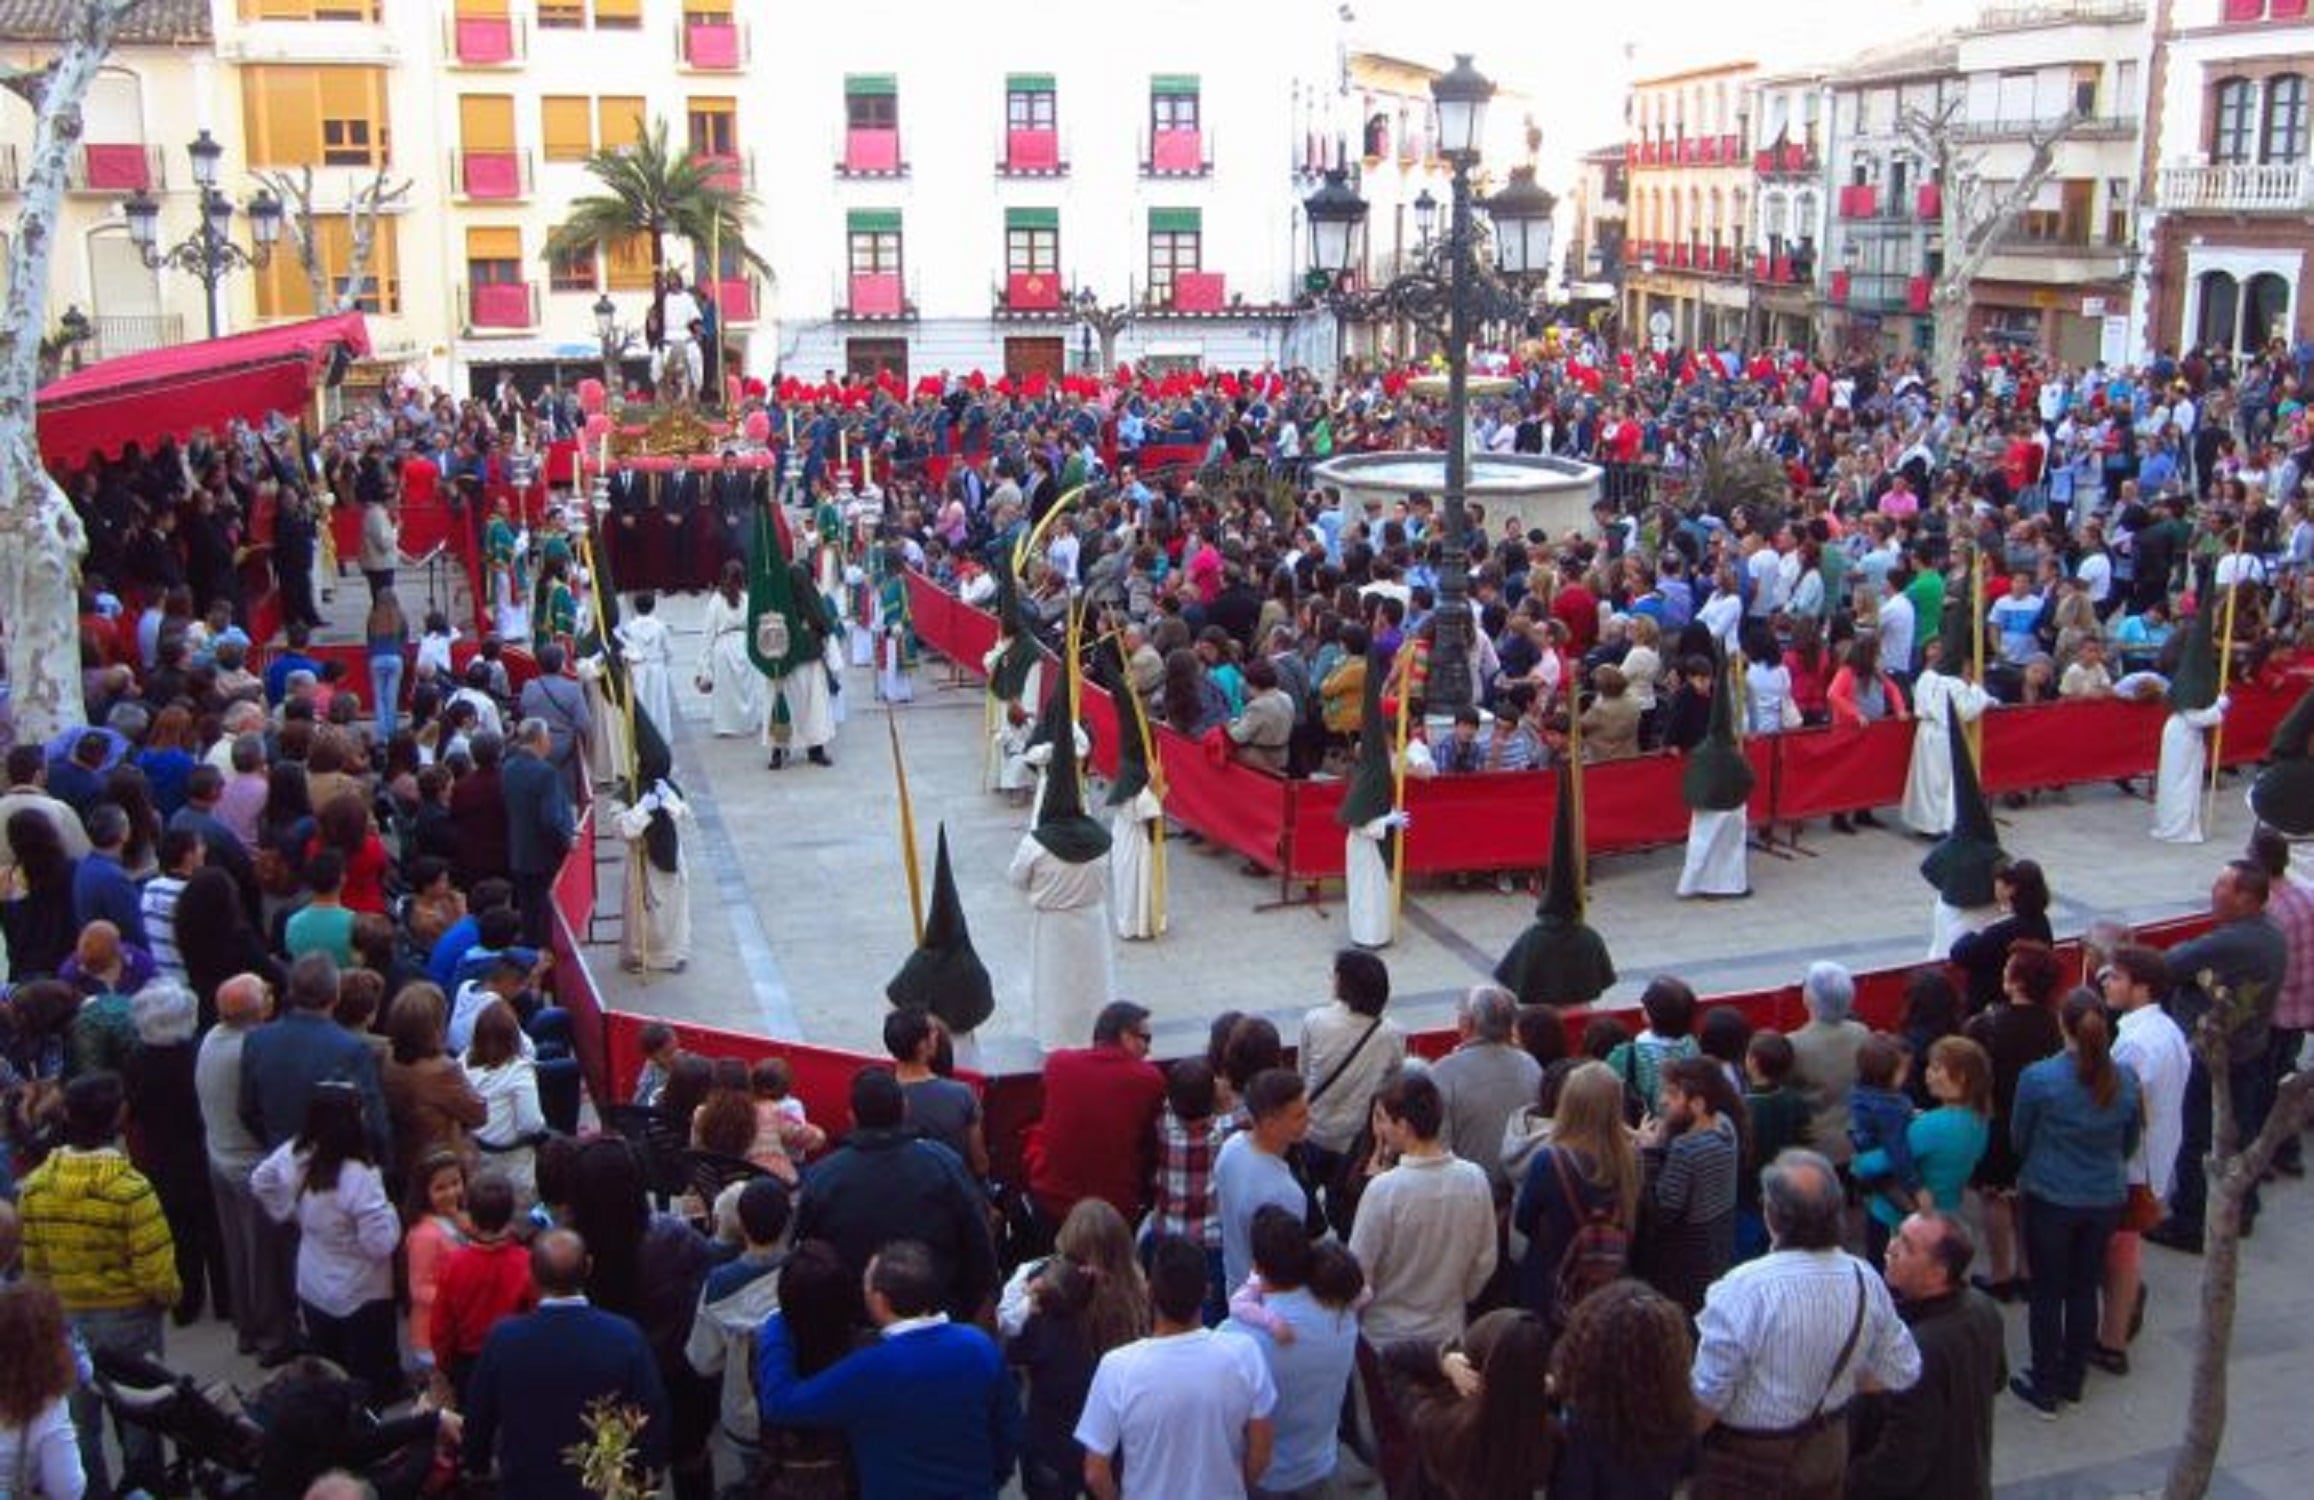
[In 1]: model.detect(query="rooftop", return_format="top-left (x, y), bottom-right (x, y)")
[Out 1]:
top-left (0, 0), bottom-right (212, 45)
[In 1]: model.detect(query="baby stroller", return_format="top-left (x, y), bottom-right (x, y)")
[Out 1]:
top-left (91, 1347), bottom-right (265, 1499)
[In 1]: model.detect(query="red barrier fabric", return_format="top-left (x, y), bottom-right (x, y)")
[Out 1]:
top-left (1151, 720), bottom-right (1291, 867)
top-left (1980, 696), bottom-right (2162, 791)
top-left (1770, 719), bottom-right (1916, 822)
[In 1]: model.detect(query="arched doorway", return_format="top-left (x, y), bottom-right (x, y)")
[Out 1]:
top-left (2244, 272), bottom-right (2292, 351)
top-left (2197, 270), bottom-right (2240, 352)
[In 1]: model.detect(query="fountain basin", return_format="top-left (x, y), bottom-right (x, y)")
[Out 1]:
top-left (1311, 451), bottom-right (1604, 544)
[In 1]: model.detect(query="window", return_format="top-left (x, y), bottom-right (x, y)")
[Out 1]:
top-left (548, 240), bottom-right (598, 292)
top-left (542, 96), bottom-right (592, 160)
top-left (467, 226), bottom-right (522, 284)
top-left (687, 97), bottom-right (736, 157)
top-left (2265, 75), bottom-right (2309, 163)
top-left (846, 76), bottom-right (898, 131)
top-left (537, 0), bottom-right (583, 25)
top-left (597, 95), bottom-right (645, 154)
top-left (242, 65), bottom-right (389, 169)
top-left (685, 2), bottom-right (733, 19)
top-left (243, 0), bottom-right (380, 18)
top-left (1151, 76), bottom-right (1199, 133)
top-left (2215, 78), bottom-right (2255, 163)
top-left (1007, 76), bottom-right (1056, 130)
top-left (1147, 207), bottom-right (1201, 302)
top-left (847, 211), bottom-right (903, 274)
top-left (593, 0), bottom-right (642, 28)
top-left (1006, 208), bottom-right (1058, 274)
top-left (2106, 178), bottom-right (2131, 244)
top-left (460, 94), bottom-right (515, 153)
top-left (605, 231), bottom-right (654, 290)
top-left (257, 215), bottom-right (399, 316)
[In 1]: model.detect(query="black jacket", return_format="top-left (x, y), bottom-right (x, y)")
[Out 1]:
top-left (1847, 1287), bottom-right (2005, 1500)
top-left (793, 1128), bottom-right (996, 1320)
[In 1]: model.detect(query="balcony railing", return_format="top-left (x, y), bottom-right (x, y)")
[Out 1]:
top-left (68, 143), bottom-right (163, 193)
top-left (1142, 127), bottom-right (1212, 177)
top-left (997, 272), bottom-right (1066, 314)
top-left (840, 271), bottom-right (914, 321)
top-left (91, 313), bottom-right (182, 361)
top-left (678, 18), bottom-right (745, 68)
top-left (465, 280), bottom-right (539, 331)
top-left (1000, 127), bottom-right (1066, 176)
top-left (1754, 141), bottom-right (1819, 175)
top-left (453, 148), bottom-right (531, 200)
top-left (697, 150), bottom-right (754, 191)
top-left (1953, 114), bottom-right (2132, 141)
top-left (446, 13), bottom-right (524, 65)
top-left (839, 128), bottom-right (905, 177)
top-left (2157, 159), bottom-right (2314, 213)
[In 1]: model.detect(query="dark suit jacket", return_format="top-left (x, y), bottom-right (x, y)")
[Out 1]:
top-left (1847, 1288), bottom-right (2006, 1500)
top-left (794, 1130), bottom-right (997, 1320)
top-left (465, 1302), bottom-right (668, 1500)
top-left (501, 749), bottom-right (575, 876)
top-left (237, 1009), bottom-right (391, 1162)
top-left (448, 767), bottom-right (509, 884)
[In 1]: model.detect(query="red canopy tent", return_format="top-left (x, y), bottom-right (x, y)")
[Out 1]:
top-left (36, 312), bottom-right (372, 466)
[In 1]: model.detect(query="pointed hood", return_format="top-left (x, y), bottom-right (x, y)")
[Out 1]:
top-left (1337, 646), bottom-right (1396, 828)
top-left (2251, 683), bottom-right (2314, 837)
top-left (987, 555), bottom-right (1042, 703)
top-left (2167, 596), bottom-right (2220, 712)
top-left (1031, 675), bottom-right (1112, 863)
top-left (1938, 603), bottom-right (1976, 680)
top-left (885, 825), bottom-right (996, 1033)
top-left (1920, 712), bottom-right (2005, 908)
top-left (1492, 759), bottom-right (1617, 1006)
top-left (1683, 649), bottom-right (1755, 812)
top-left (1097, 647), bottom-right (1153, 806)
top-left (627, 704), bottom-right (681, 875)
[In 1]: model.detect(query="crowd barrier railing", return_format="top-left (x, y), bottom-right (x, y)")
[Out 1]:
top-left (905, 573), bottom-right (2307, 884)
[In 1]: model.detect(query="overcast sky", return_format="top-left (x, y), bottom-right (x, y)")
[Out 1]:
top-left (1348, 0), bottom-right (1987, 182)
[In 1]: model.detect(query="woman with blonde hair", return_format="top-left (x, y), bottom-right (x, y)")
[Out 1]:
top-left (1511, 1060), bottom-right (1641, 1332)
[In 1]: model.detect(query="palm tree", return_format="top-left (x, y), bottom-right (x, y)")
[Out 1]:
top-left (542, 116), bottom-right (768, 373)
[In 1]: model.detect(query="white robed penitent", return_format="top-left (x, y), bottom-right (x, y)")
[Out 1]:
top-left (615, 783), bottom-right (692, 973)
top-left (2152, 702), bottom-right (2226, 844)
top-left (617, 611), bottom-right (677, 745)
top-left (1901, 670), bottom-right (1991, 836)
top-left (697, 589), bottom-right (764, 737)
top-left (1007, 836), bottom-right (1115, 1050)
top-left (1109, 787), bottom-right (1165, 940)
top-left (1677, 808), bottom-right (1750, 897)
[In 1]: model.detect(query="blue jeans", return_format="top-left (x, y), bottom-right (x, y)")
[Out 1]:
top-left (2022, 1196), bottom-right (2119, 1395)
top-left (70, 1304), bottom-right (166, 1496)
top-left (371, 651), bottom-right (404, 739)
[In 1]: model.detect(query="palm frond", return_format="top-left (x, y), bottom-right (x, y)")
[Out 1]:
top-left (535, 114), bottom-right (767, 275)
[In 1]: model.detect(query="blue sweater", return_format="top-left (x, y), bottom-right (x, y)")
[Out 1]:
top-left (2011, 1056), bottom-right (2140, 1208)
top-left (755, 1315), bottom-right (1020, 1499)
top-left (464, 1303), bottom-right (668, 1500)
top-left (1858, 1105), bottom-right (1990, 1229)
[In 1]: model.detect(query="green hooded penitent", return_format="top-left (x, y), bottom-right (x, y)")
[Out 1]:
top-left (885, 824), bottom-right (996, 1034)
top-left (746, 501), bottom-right (820, 677)
top-left (1683, 649), bottom-right (1754, 813)
top-left (2167, 597), bottom-right (2220, 713)
top-left (1938, 604), bottom-right (1976, 679)
top-left (1030, 673), bottom-right (1112, 864)
top-left (1920, 712), bottom-right (2005, 908)
top-left (1337, 647), bottom-right (1396, 830)
top-left (987, 554), bottom-right (1043, 704)
top-left (1493, 758), bottom-right (1617, 1007)
top-left (1100, 650), bottom-right (1153, 807)
top-left (2251, 684), bottom-right (2314, 838)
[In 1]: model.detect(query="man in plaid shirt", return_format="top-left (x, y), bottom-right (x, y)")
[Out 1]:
top-left (2253, 829), bottom-right (2314, 1176)
top-left (1148, 1059), bottom-right (1231, 1320)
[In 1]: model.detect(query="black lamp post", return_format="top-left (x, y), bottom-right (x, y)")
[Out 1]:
top-left (121, 129), bottom-right (279, 341)
top-left (593, 292), bottom-right (625, 390)
top-left (1302, 54), bottom-right (1549, 719)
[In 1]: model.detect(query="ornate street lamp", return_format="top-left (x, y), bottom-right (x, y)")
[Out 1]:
top-left (1485, 166), bottom-right (1558, 283)
top-left (122, 132), bottom-right (279, 340)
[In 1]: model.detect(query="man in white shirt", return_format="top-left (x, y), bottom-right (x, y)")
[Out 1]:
top-left (1347, 1071), bottom-right (1495, 1346)
top-left (2096, 944), bottom-right (2192, 1366)
top-left (1878, 580), bottom-right (1918, 682)
top-left (1077, 1236), bottom-right (1276, 1500)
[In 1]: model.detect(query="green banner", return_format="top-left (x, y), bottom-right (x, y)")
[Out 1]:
top-left (1006, 207), bottom-right (1059, 231)
top-left (1006, 73), bottom-right (1055, 94)
top-left (844, 73), bottom-right (898, 97)
top-left (847, 208), bottom-right (902, 234)
top-left (1148, 207), bottom-right (1201, 234)
top-left (1150, 73), bottom-right (1200, 95)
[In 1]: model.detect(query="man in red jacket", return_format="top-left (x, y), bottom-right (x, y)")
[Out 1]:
top-left (428, 1174), bottom-right (536, 1402)
top-left (1028, 1001), bottom-right (1166, 1230)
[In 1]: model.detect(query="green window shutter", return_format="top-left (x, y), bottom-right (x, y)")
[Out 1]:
top-left (1150, 73), bottom-right (1200, 95)
top-left (1148, 207), bottom-right (1201, 234)
top-left (847, 208), bottom-right (902, 234)
top-left (844, 73), bottom-right (898, 97)
top-left (1006, 207), bottom-right (1059, 231)
top-left (1006, 73), bottom-right (1055, 94)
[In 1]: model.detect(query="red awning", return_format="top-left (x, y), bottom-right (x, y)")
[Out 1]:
top-left (37, 312), bottom-right (372, 466)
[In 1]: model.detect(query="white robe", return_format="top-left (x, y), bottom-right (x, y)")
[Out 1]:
top-left (1345, 815), bottom-right (1395, 948)
top-left (2152, 703), bottom-right (2226, 843)
top-left (618, 613), bottom-right (677, 739)
top-left (878, 632), bottom-right (915, 703)
top-left (1109, 787), bottom-right (1165, 940)
top-left (576, 657), bottom-right (632, 787)
top-left (614, 786), bottom-right (691, 972)
top-left (1023, 726), bottom-right (1093, 823)
top-left (1901, 671), bottom-right (1992, 835)
top-left (491, 536), bottom-right (531, 642)
top-left (1677, 807), bottom-right (1749, 897)
top-left (764, 646), bottom-right (836, 751)
top-left (1930, 899), bottom-right (1998, 960)
top-left (1006, 836), bottom-right (1115, 1051)
top-left (697, 591), bottom-right (764, 738)
top-left (845, 565), bottom-right (877, 667)
top-left (993, 717), bottom-right (1038, 793)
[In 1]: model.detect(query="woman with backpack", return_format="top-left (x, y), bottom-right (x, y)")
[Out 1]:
top-left (1511, 1061), bottom-right (1640, 1336)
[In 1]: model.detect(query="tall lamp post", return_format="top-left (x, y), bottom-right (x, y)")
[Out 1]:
top-left (1301, 54), bottom-right (1551, 719)
top-left (121, 129), bottom-right (281, 341)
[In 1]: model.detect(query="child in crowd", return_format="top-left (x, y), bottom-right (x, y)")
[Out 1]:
top-left (1147, 1059), bottom-right (1231, 1323)
top-left (749, 1056), bottom-right (827, 1166)
top-left (1846, 1034), bottom-right (1922, 1262)
top-left (1738, 1032), bottom-right (1811, 1261)
top-left (632, 1022), bottom-right (679, 1108)
top-left (428, 1173), bottom-right (537, 1406)
top-left (417, 609), bottom-right (460, 682)
top-left (401, 1151), bottom-right (469, 1382)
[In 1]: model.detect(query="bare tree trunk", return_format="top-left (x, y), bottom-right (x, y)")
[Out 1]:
top-left (2165, 1052), bottom-right (2314, 1500)
top-left (339, 164), bottom-right (411, 313)
top-left (0, 0), bottom-right (144, 743)
top-left (256, 166), bottom-right (329, 314)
